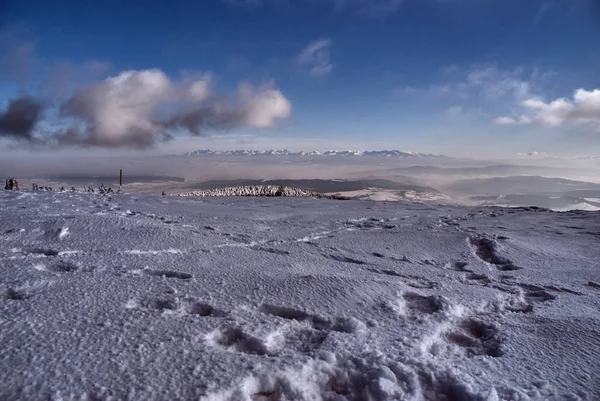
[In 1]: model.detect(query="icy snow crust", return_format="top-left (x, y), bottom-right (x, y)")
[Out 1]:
top-left (1, 191), bottom-right (599, 401)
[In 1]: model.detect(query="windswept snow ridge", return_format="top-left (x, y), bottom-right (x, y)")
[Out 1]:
top-left (1, 191), bottom-right (599, 401)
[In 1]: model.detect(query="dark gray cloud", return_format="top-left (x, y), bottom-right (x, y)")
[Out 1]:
top-left (165, 107), bottom-right (243, 135)
top-left (0, 96), bottom-right (44, 141)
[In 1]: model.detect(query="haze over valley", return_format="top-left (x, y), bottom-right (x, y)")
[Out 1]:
top-left (4, 149), bottom-right (600, 211)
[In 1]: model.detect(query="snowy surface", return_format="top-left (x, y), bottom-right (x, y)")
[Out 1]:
top-left (1, 190), bottom-right (599, 401)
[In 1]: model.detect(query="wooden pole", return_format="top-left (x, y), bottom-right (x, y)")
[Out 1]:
top-left (119, 169), bottom-right (123, 191)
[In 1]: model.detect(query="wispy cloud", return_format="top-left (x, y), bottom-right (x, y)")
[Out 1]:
top-left (533, 1), bottom-right (556, 24)
top-left (223, 0), bottom-right (406, 17)
top-left (0, 25), bottom-right (38, 89)
top-left (395, 64), bottom-right (534, 102)
top-left (465, 65), bottom-right (531, 100)
top-left (393, 63), bottom-right (584, 135)
top-left (332, 0), bottom-right (405, 18)
top-left (393, 83), bottom-right (470, 99)
top-left (298, 38), bottom-right (333, 77)
top-left (0, 25), bottom-right (114, 98)
top-left (444, 105), bottom-right (464, 119)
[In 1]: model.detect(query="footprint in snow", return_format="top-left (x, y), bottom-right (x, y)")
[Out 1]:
top-left (42, 260), bottom-right (81, 273)
top-left (485, 290), bottom-right (535, 314)
top-left (402, 292), bottom-right (444, 315)
top-left (145, 297), bottom-right (226, 317)
top-left (283, 328), bottom-right (329, 354)
top-left (490, 280), bottom-right (558, 313)
top-left (450, 261), bottom-right (471, 272)
top-left (464, 272), bottom-right (492, 286)
top-left (2, 287), bottom-right (30, 300)
top-left (143, 269), bottom-right (193, 280)
top-left (469, 235), bottom-right (522, 271)
top-left (403, 276), bottom-right (439, 289)
top-left (543, 285), bottom-right (583, 296)
top-left (258, 303), bottom-right (366, 334)
top-left (381, 292), bottom-right (444, 317)
top-left (371, 268), bottom-right (439, 289)
top-left (322, 252), bottom-right (368, 265)
top-left (252, 246), bottom-right (290, 255)
top-left (207, 327), bottom-right (271, 356)
top-left (40, 227), bottom-right (70, 241)
top-left (1, 280), bottom-right (53, 300)
top-left (506, 283), bottom-right (556, 304)
top-left (499, 276), bottom-right (579, 299)
top-left (588, 281), bottom-right (600, 289)
top-left (431, 318), bottom-right (504, 358)
top-left (26, 248), bottom-right (60, 257)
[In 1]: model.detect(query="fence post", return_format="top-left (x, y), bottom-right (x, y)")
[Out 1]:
top-left (119, 169), bottom-right (123, 192)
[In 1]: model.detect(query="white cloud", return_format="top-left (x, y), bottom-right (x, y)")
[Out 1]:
top-left (57, 69), bottom-right (291, 148)
top-left (493, 115), bottom-right (532, 125)
top-left (494, 116), bottom-right (516, 125)
top-left (298, 38), bottom-right (333, 77)
top-left (237, 82), bottom-right (292, 128)
top-left (62, 69), bottom-right (173, 147)
top-left (187, 79), bottom-right (212, 102)
top-left (495, 88), bottom-right (600, 128)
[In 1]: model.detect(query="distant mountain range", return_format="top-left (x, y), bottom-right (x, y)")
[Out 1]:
top-left (180, 149), bottom-right (444, 157)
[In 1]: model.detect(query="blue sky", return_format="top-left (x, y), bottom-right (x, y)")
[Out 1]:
top-left (0, 0), bottom-right (599, 158)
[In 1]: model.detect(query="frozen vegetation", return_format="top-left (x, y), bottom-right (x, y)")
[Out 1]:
top-left (181, 149), bottom-right (442, 157)
top-left (175, 185), bottom-right (345, 199)
top-left (1, 190), bottom-right (599, 400)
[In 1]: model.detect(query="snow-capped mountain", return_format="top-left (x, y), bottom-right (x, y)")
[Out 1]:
top-left (322, 150), bottom-right (364, 156)
top-left (181, 149), bottom-right (443, 157)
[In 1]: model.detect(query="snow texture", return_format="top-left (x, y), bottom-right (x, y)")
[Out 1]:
top-left (1, 191), bottom-right (599, 401)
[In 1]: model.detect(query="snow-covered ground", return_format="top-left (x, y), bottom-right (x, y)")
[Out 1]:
top-left (1, 190), bottom-right (599, 401)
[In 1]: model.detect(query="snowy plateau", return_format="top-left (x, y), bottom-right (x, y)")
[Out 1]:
top-left (1, 190), bottom-right (599, 401)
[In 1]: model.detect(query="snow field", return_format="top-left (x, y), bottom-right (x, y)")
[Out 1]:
top-left (1, 191), bottom-right (599, 400)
